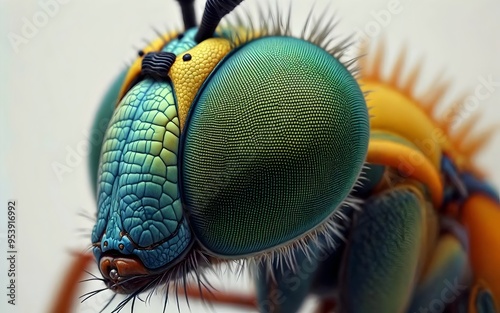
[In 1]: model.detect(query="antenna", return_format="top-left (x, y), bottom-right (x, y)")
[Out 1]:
top-left (175, 0), bottom-right (197, 29)
top-left (195, 0), bottom-right (244, 43)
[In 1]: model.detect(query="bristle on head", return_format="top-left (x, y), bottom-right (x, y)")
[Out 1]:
top-left (219, 2), bottom-right (359, 76)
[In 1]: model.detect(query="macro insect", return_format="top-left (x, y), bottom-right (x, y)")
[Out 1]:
top-left (49, 0), bottom-right (500, 312)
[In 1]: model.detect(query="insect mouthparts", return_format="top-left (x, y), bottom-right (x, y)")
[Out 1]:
top-left (109, 268), bottom-right (119, 280)
top-left (99, 254), bottom-right (150, 294)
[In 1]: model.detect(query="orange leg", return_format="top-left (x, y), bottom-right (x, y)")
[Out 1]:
top-left (49, 252), bottom-right (93, 313)
top-left (177, 283), bottom-right (257, 309)
top-left (49, 252), bottom-right (257, 312)
top-left (461, 194), bottom-right (500, 310)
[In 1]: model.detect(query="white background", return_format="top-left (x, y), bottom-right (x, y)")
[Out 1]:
top-left (1, 0), bottom-right (500, 312)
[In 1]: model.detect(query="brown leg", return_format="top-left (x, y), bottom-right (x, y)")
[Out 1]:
top-left (49, 252), bottom-right (93, 313)
top-left (177, 283), bottom-right (257, 309)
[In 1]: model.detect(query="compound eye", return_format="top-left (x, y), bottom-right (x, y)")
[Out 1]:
top-left (181, 36), bottom-right (369, 257)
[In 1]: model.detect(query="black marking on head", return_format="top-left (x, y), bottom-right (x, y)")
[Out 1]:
top-left (141, 52), bottom-right (177, 80)
top-left (182, 53), bottom-right (192, 62)
top-left (195, 0), bottom-right (245, 43)
top-left (177, 33), bottom-right (185, 40)
top-left (138, 50), bottom-right (145, 57)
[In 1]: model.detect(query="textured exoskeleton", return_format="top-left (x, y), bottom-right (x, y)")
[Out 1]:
top-left (49, 1), bottom-right (500, 313)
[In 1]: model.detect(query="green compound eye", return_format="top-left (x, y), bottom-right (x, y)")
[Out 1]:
top-left (181, 36), bottom-right (369, 257)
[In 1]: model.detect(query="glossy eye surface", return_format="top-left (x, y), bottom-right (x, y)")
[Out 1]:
top-left (181, 36), bottom-right (369, 257)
